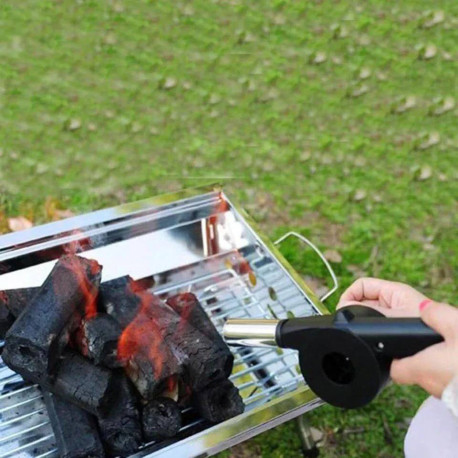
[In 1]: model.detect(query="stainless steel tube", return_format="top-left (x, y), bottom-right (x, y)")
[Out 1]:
top-left (223, 319), bottom-right (280, 347)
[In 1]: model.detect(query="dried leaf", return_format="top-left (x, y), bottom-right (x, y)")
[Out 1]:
top-left (418, 44), bottom-right (437, 60)
top-left (300, 151), bottom-right (311, 162)
top-left (331, 23), bottom-right (348, 39)
top-left (416, 165), bottom-right (433, 181)
top-left (420, 10), bottom-right (445, 29)
top-left (348, 84), bottom-right (369, 98)
top-left (8, 216), bottom-right (33, 232)
top-left (310, 51), bottom-right (327, 64)
top-left (429, 96), bottom-right (455, 116)
top-left (358, 68), bottom-right (371, 80)
top-left (353, 189), bottom-right (367, 201)
top-left (324, 249), bottom-right (342, 263)
top-left (208, 94), bottom-right (221, 105)
top-left (162, 77), bottom-right (177, 90)
top-left (416, 132), bottom-right (440, 150)
top-left (66, 119), bottom-right (81, 131)
top-left (391, 96), bottom-right (417, 114)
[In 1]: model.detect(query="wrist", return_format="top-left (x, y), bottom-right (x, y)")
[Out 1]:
top-left (441, 374), bottom-right (458, 418)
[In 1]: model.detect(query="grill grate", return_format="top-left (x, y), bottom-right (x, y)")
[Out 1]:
top-left (0, 248), bottom-right (318, 458)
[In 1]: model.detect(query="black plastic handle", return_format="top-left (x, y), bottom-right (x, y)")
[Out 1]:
top-left (277, 306), bottom-right (443, 359)
top-left (341, 316), bottom-right (443, 359)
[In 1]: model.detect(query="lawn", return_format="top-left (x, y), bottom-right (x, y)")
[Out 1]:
top-left (0, 1), bottom-right (456, 456)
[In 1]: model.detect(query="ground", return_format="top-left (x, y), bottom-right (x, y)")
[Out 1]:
top-left (0, 1), bottom-right (457, 456)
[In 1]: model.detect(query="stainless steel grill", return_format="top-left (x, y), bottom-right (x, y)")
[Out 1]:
top-left (0, 186), bottom-right (334, 457)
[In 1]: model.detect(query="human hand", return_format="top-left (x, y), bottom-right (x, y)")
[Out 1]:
top-left (337, 277), bottom-right (428, 317)
top-left (391, 301), bottom-right (458, 398)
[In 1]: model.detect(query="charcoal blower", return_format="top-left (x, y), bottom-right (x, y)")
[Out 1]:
top-left (223, 305), bottom-right (443, 409)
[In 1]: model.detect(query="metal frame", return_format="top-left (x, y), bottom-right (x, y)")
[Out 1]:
top-left (0, 185), bottom-right (338, 458)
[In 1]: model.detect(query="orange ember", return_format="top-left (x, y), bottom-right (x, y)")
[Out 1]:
top-left (117, 291), bottom-right (168, 379)
top-left (167, 375), bottom-right (178, 394)
top-left (59, 256), bottom-right (100, 320)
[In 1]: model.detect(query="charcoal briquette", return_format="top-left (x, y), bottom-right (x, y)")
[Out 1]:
top-left (99, 276), bottom-right (142, 329)
top-left (42, 390), bottom-right (105, 458)
top-left (80, 314), bottom-right (122, 368)
top-left (2, 255), bottom-right (102, 379)
top-left (192, 379), bottom-right (244, 423)
top-left (142, 397), bottom-right (182, 441)
top-left (166, 292), bottom-right (233, 369)
top-left (98, 374), bottom-right (142, 456)
top-left (52, 351), bottom-right (116, 416)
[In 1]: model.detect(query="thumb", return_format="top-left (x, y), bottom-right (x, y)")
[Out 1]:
top-left (420, 301), bottom-right (458, 340)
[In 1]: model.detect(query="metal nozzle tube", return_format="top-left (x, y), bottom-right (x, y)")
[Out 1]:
top-left (223, 319), bottom-right (280, 347)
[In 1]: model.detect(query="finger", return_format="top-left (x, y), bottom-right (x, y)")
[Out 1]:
top-left (336, 299), bottom-right (380, 310)
top-left (390, 357), bottom-right (417, 386)
top-left (338, 301), bottom-right (419, 317)
top-left (338, 278), bottom-right (397, 306)
top-left (420, 302), bottom-right (458, 341)
top-left (390, 345), bottom-right (450, 397)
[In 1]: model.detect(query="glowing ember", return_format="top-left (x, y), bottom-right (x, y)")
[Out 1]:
top-left (118, 291), bottom-right (175, 382)
top-left (57, 256), bottom-right (100, 320)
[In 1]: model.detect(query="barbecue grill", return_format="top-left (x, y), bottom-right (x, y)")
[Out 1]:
top-left (0, 185), bottom-right (337, 458)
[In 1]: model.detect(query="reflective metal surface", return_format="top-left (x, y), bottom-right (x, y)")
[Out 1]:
top-left (0, 186), bottom-right (331, 457)
top-left (223, 319), bottom-right (280, 347)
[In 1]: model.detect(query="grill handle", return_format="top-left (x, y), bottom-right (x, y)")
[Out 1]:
top-left (274, 231), bottom-right (338, 302)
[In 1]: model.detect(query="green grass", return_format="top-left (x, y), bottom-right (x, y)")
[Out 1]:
top-left (1, 1), bottom-right (457, 456)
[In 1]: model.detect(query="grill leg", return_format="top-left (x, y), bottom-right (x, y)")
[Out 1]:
top-left (296, 415), bottom-right (319, 457)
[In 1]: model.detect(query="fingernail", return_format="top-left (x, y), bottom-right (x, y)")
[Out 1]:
top-left (419, 299), bottom-right (433, 312)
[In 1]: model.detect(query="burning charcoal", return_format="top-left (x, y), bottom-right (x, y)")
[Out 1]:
top-left (120, 291), bottom-right (230, 395)
top-left (192, 379), bottom-right (244, 424)
top-left (144, 294), bottom-right (232, 390)
top-left (98, 374), bottom-right (142, 456)
top-left (52, 351), bottom-right (116, 416)
top-left (99, 276), bottom-right (142, 329)
top-left (1, 287), bottom-right (39, 318)
top-left (119, 336), bottom-right (183, 400)
top-left (142, 397), bottom-right (182, 441)
top-left (2, 256), bottom-right (102, 379)
top-left (42, 390), bottom-right (105, 458)
top-left (79, 314), bottom-right (122, 368)
top-left (117, 291), bottom-right (184, 399)
top-left (166, 292), bottom-right (233, 364)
